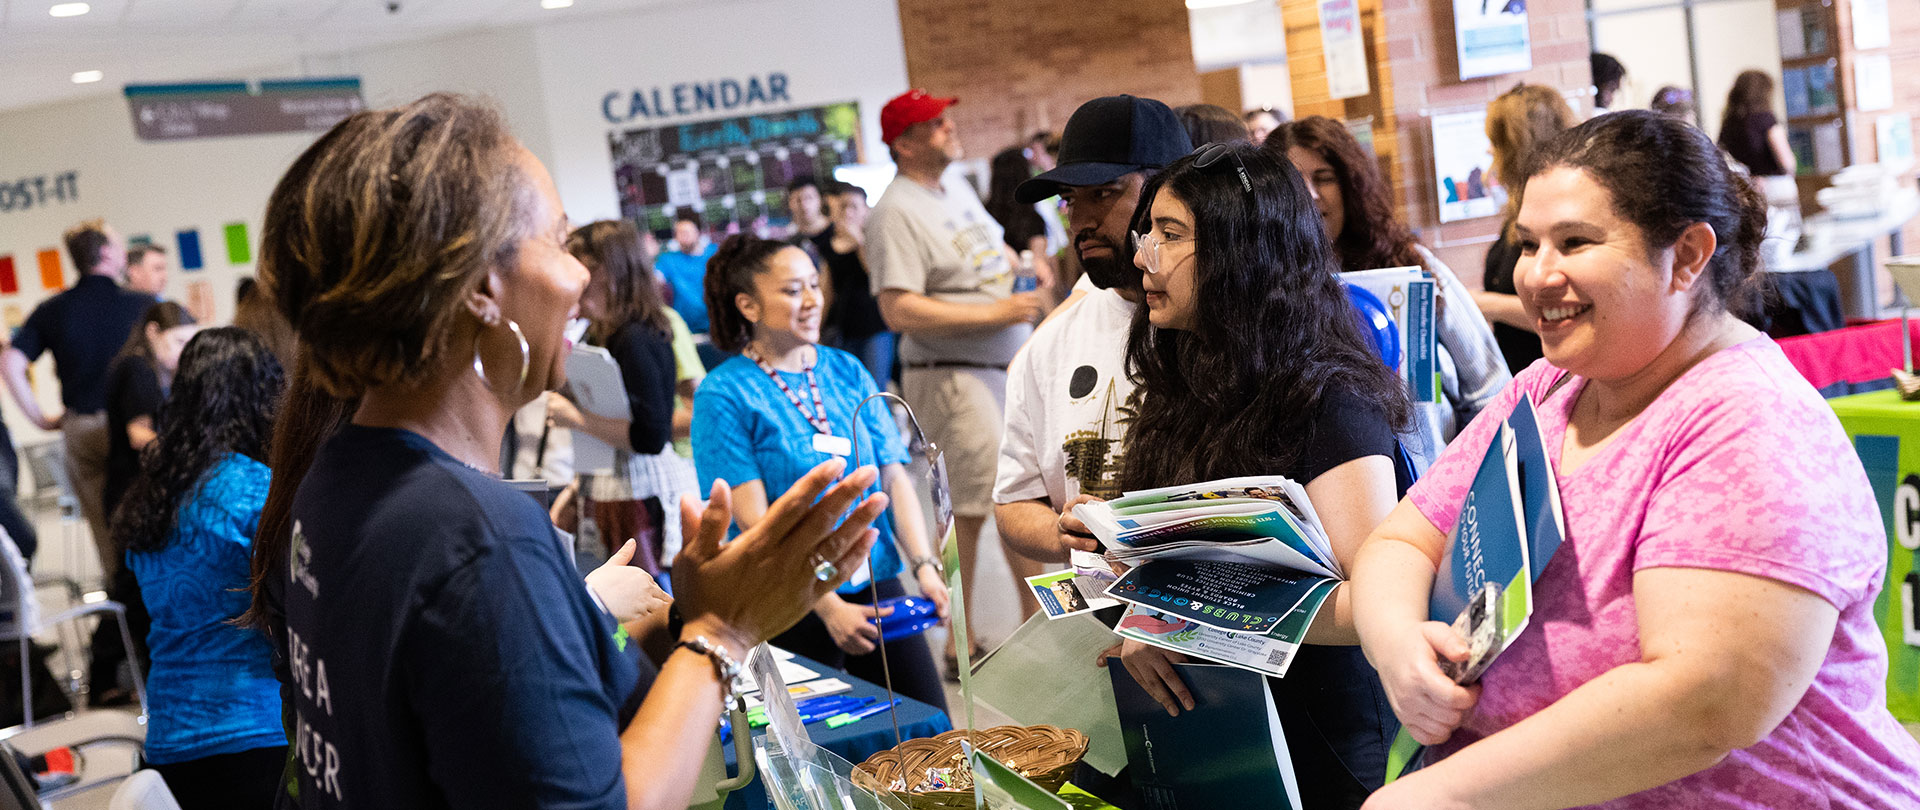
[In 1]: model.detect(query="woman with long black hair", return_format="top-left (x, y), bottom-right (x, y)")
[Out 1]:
top-left (1112, 142), bottom-right (1411, 808)
top-left (117, 327), bottom-right (285, 809)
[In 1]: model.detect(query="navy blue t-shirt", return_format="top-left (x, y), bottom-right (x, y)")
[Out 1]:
top-left (283, 424), bottom-right (645, 809)
top-left (12, 275), bottom-right (156, 413)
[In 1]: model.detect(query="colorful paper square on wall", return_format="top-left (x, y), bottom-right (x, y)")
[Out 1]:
top-left (36, 250), bottom-right (63, 291)
top-left (2, 306), bottom-right (22, 330)
top-left (0, 256), bottom-right (15, 295)
top-left (224, 222), bottom-right (251, 265)
top-left (176, 229), bottom-right (203, 270)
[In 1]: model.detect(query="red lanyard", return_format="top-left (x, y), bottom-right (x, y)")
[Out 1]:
top-left (751, 349), bottom-right (832, 435)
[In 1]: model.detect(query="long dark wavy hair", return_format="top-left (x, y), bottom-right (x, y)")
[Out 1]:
top-left (1267, 116), bottom-right (1424, 273)
top-left (984, 147), bottom-right (1046, 246)
top-left (114, 328), bottom-right (285, 555)
top-left (1120, 143), bottom-right (1410, 490)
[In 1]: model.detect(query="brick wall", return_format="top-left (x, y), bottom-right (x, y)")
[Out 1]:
top-left (1379, 0), bottom-right (1593, 287)
top-left (893, 0), bottom-right (1203, 162)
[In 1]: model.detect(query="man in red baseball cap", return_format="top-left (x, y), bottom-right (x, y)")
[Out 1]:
top-left (879, 89), bottom-right (958, 152)
top-left (867, 89), bottom-right (1050, 666)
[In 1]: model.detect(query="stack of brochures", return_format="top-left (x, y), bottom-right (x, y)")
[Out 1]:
top-left (1070, 476), bottom-right (1343, 678)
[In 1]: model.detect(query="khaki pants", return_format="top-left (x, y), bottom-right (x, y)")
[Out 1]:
top-left (61, 413), bottom-right (112, 578)
top-left (901, 366), bottom-right (1007, 518)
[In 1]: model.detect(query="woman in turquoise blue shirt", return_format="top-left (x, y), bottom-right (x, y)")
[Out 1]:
top-left (693, 235), bottom-right (950, 709)
top-left (115, 327), bottom-right (285, 810)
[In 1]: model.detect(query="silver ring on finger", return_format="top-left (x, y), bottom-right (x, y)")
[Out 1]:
top-left (810, 554), bottom-right (838, 582)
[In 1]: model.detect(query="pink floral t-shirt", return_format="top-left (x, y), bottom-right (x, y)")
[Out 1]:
top-left (1408, 336), bottom-right (1920, 809)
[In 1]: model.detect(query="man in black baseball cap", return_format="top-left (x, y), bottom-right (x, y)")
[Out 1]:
top-left (993, 95), bottom-right (1190, 565)
top-left (1015, 95), bottom-right (1191, 293)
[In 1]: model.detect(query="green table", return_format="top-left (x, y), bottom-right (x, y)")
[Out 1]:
top-left (1829, 389), bottom-right (1920, 722)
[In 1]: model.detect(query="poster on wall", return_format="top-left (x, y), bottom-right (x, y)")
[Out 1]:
top-left (1431, 110), bottom-right (1500, 223)
top-left (608, 102), bottom-right (862, 238)
top-left (1851, 0), bottom-right (1889, 50)
top-left (1877, 115), bottom-right (1914, 172)
top-left (1317, 0), bottom-right (1370, 100)
top-left (1854, 54), bottom-right (1893, 113)
top-left (1453, 0), bottom-right (1531, 80)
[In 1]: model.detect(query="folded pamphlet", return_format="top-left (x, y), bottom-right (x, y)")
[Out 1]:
top-left (1074, 476), bottom-right (1348, 678)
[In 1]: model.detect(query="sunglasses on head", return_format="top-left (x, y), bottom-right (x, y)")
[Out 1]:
top-left (1193, 142), bottom-right (1252, 195)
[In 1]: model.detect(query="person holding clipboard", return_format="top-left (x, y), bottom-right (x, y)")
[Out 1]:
top-left (692, 234), bottom-right (951, 711)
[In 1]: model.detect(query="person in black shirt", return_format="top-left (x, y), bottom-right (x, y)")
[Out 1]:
top-left (1096, 143), bottom-right (1412, 808)
top-left (245, 93), bottom-right (887, 810)
top-left (547, 220), bottom-right (696, 574)
top-left (103, 302), bottom-right (199, 519)
top-left (812, 182), bottom-right (897, 387)
top-left (2, 218), bottom-right (156, 571)
top-left (1717, 69), bottom-right (1798, 203)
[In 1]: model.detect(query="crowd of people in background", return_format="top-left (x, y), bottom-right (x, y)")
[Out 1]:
top-left (0, 47), bottom-right (1912, 810)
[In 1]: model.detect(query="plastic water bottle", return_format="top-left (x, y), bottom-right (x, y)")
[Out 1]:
top-left (1013, 249), bottom-right (1039, 293)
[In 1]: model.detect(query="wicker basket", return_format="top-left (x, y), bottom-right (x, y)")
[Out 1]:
top-left (852, 725), bottom-right (1088, 810)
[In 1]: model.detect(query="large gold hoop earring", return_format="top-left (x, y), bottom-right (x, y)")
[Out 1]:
top-left (473, 318), bottom-right (531, 392)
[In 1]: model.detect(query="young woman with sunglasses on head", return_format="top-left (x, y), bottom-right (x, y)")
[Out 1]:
top-left (1109, 142), bottom-right (1413, 807)
top-left (692, 235), bottom-right (951, 710)
top-left (1268, 117), bottom-right (1510, 466)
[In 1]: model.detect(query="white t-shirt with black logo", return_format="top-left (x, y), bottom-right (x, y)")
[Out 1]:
top-left (994, 286), bottom-right (1137, 508)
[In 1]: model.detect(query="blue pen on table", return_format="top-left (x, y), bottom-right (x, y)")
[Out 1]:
top-left (825, 698), bottom-right (901, 729)
top-left (748, 695), bottom-right (867, 721)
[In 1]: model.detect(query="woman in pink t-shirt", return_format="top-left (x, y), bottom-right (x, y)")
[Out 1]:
top-left (1351, 110), bottom-right (1920, 809)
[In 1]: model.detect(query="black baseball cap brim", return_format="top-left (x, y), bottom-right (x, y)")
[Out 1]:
top-left (1015, 160), bottom-right (1144, 203)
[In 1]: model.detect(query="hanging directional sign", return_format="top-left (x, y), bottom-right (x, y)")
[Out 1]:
top-left (124, 78), bottom-right (365, 142)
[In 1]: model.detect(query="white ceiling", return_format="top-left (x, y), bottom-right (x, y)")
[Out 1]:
top-left (0, 0), bottom-right (676, 113)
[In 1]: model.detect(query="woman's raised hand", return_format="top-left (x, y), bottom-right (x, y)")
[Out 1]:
top-left (670, 459), bottom-right (886, 656)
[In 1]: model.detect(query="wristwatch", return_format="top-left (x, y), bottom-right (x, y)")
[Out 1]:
top-left (910, 555), bottom-right (945, 578)
top-left (676, 636), bottom-right (742, 702)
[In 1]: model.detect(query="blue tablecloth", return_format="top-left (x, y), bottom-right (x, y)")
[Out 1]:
top-left (722, 653), bottom-right (953, 810)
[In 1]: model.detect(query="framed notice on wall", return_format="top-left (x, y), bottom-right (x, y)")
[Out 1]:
top-left (1453, 0), bottom-right (1531, 80)
top-left (1432, 110), bottom-right (1501, 223)
top-left (1318, 0), bottom-right (1370, 100)
top-left (608, 102), bottom-right (862, 238)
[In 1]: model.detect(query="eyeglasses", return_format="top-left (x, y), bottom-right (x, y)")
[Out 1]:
top-left (1193, 141), bottom-right (1252, 195)
top-left (1130, 230), bottom-right (1168, 275)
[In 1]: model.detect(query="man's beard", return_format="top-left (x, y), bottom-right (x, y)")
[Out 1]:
top-left (1077, 232), bottom-right (1141, 291)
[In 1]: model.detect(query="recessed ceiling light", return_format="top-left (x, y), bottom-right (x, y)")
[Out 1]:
top-left (49, 2), bottom-right (91, 17)
top-left (71, 70), bottom-right (103, 84)
top-left (541, 0), bottom-right (573, 8)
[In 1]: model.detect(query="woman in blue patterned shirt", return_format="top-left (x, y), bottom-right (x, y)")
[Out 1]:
top-left (692, 235), bottom-right (951, 709)
top-left (115, 327), bottom-right (285, 809)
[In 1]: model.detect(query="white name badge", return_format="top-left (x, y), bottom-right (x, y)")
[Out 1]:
top-left (813, 433), bottom-right (852, 457)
